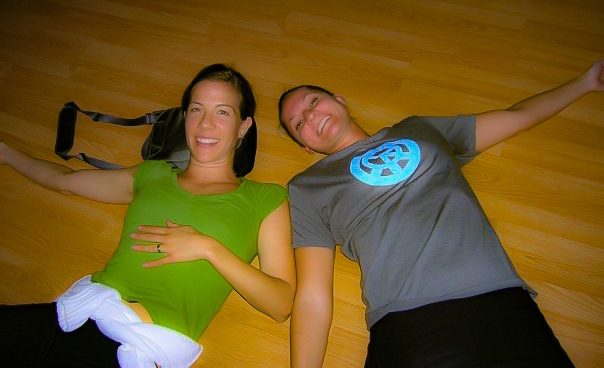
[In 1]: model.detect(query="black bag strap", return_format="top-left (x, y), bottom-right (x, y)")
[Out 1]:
top-left (54, 101), bottom-right (257, 176)
top-left (55, 101), bottom-right (158, 169)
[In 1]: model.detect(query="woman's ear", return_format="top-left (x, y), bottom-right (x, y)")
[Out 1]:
top-left (302, 146), bottom-right (316, 154)
top-left (335, 95), bottom-right (346, 106)
top-left (239, 117), bottom-right (253, 138)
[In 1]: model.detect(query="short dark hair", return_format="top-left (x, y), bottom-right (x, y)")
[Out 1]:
top-left (277, 85), bottom-right (335, 144)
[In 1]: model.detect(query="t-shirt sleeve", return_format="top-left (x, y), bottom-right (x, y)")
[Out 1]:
top-left (255, 182), bottom-right (288, 220)
top-left (400, 115), bottom-right (478, 166)
top-left (133, 160), bottom-right (171, 192)
top-left (287, 180), bottom-right (335, 249)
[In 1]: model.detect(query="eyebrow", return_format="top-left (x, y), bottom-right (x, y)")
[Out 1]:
top-left (188, 101), bottom-right (237, 111)
top-left (286, 92), bottom-right (312, 125)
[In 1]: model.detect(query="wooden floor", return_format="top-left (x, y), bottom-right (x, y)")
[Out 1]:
top-left (0, 1), bottom-right (603, 367)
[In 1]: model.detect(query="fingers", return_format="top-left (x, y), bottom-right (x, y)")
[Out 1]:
top-left (130, 232), bottom-right (165, 243)
top-left (131, 244), bottom-right (165, 253)
top-left (143, 259), bottom-right (168, 268)
top-left (136, 225), bottom-right (170, 234)
top-left (130, 244), bottom-right (170, 268)
top-left (165, 219), bottom-right (180, 228)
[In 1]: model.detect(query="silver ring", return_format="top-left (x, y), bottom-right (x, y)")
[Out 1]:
top-left (156, 244), bottom-right (162, 253)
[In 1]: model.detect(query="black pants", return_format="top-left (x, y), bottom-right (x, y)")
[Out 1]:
top-left (365, 288), bottom-right (574, 368)
top-left (0, 302), bottom-right (120, 367)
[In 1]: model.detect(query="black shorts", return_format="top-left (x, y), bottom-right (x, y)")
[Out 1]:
top-left (365, 288), bottom-right (574, 368)
top-left (0, 302), bottom-right (120, 367)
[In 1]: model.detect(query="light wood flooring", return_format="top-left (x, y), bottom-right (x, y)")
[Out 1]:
top-left (0, 1), bottom-right (602, 367)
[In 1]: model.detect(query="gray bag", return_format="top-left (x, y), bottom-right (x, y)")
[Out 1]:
top-left (54, 101), bottom-right (256, 176)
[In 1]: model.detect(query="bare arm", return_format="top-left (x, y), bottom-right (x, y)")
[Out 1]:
top-left (291, 246), bottom-right (335, 368)
top-left (213, 201), bottom-right (296, 321)
top-left (0, 142), bottom-right (136, 204)
top-left (475, 60), bottom-right (604, 152)
top-left (131, 201), bottom-right (296, 322)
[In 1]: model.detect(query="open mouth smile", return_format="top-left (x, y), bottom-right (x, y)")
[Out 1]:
top-left (195, 136), bottom-right (219, 145)
top-left (317, 116), bottom-right (330, 135)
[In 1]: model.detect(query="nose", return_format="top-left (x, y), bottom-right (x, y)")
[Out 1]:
top-left (302, 107), bottom-right (316, 126)
top-left (198, 112), bottom-right (214, 129)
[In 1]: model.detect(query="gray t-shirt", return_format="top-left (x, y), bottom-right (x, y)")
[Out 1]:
top-left (288, 115), bottom-right (525, 328)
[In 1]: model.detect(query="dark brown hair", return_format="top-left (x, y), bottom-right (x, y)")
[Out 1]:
top-left (181, 64), bottom-right (257, 176)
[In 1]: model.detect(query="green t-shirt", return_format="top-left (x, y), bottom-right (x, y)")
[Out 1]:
top-left (92, 160), bottom-right (287, 340)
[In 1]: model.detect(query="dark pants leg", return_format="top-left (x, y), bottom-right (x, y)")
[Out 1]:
top-left (365, 288), bottom-right (574, 368)
top-left (0, 302), bottom-right (120, 368)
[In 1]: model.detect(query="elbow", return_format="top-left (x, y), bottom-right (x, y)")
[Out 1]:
top-left (266, 300), bottom-right (293, 323)
top-left (270, 284), bottom-right (296, 323)
top-left (54, 172), bottom-right (76, 194)
top-left (271, 310), bottom-right (292, 323)
top-left (59, 188), bottom-right (74, 195)
top-left (292, 288), bottom-right (333, 322)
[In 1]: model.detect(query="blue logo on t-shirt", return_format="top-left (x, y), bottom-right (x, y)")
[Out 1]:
top-left (349, 139), bottom-right (421, 186)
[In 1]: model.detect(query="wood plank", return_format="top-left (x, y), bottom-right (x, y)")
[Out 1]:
top-left (0, 0), bottom-right (602, 366)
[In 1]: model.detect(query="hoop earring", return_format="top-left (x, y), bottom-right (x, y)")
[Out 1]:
top-left (236, 137), bottom-right (243, 149)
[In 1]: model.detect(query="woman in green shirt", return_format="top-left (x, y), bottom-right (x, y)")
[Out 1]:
top-left (0, 63), bottom-right (295, 367)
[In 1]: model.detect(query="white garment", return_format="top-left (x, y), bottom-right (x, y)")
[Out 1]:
top-left (56, 275), bottom-right (203, 368)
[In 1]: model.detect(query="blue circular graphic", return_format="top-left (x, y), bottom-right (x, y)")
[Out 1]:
top-left (349, 139), bottom-right (421, 186)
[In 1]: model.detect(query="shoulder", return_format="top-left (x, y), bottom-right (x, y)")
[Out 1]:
top-left (243, 178), bottom-right (285, 191)
top-left (137, 160), bottom-right (173, 172)
top-left (133, 160), bottom-right (175, 185)
top-left (287, 167), bottom-right (318, 193)
top-left (393, 115), bottom-right (474, 129)
top-left (241, 179), bottom-right (288, 217)
top-left (242, 179), bottom-right (287, 200)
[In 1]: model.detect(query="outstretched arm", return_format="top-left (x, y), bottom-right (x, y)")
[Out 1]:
top-left (0, 142), bottom-right (135, 204)
top-left (475, 60), bottom-right (604, 152)
top-left (131, 201), bottom-right (296, 322)
top-left (291, 246), bottom-right (335, 368)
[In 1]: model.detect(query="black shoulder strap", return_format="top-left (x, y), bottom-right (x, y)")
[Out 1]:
top-left (54, 101), bottom-right (257, 176)
top-left (55, 101), bottom-right (158, 169)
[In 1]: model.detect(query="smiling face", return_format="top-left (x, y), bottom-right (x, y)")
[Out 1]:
top-left (184, 80), bottom-right (251, 167)
top-left (280, 87), bottom-right (359, 155)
